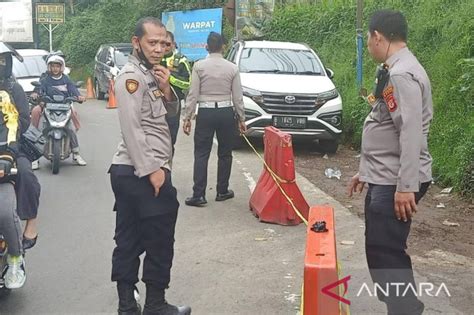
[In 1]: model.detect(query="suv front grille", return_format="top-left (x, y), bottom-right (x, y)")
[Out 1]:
top-left (260, 92), bottom-right (322, 115)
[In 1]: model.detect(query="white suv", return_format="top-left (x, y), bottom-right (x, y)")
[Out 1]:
top-left (227, 41), bottom-right (342, 153)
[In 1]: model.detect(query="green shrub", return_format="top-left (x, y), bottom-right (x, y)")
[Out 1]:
top-left (264, 0), bottom-right (473, 196)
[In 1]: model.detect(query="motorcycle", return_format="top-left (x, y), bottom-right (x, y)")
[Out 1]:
top-left (0, 155), bottom-right (17, 297)
top-left (31, 81), bottom-right (83, 175)
top-left (41, 94), bottom-right (81, 175)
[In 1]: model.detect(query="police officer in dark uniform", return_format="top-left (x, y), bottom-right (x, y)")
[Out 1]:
top-left (0, 42), bottom-right (41, 254)
top-left (163, 31), bottom-right (191, 149)
top-left (109, 17), bottom-right (190, 315)
top-left (183, 32), bottom-right (246, 207)
top-left (348, 10), bottom-right (433, 315)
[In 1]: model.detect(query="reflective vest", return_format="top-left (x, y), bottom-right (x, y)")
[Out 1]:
top-left (164, 52), bottom-right (191, 91)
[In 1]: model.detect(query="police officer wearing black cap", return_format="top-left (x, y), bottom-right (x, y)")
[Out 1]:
top-left (183, 32), bottom-right (246, 207)
top-left (109, 17), bottom-right (190, 315)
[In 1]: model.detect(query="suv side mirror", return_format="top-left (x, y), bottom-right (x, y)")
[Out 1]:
top-left (106, 59), bottom-right (114, 67)
top-left (75, 81), bottom-right (84, 88)
top-left (326, 68), bottom-right (334, 79)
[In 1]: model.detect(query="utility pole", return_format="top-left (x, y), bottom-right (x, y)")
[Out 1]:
top-left (356, 0), bottom-right (363, 89)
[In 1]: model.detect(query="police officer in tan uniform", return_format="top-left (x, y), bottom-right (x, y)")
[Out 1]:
top-left (182, 32), bottom-right (246, 207)
top-left (109, 17), bottom-right (190, 315)
top-left (348, 10), bottom-right (433, 315)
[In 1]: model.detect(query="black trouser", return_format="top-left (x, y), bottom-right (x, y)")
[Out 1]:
top-left (110, 165), bottom-right (179, 289)
top-left (166, 113), bottom-right (180, 147)
top-left (15, 155), bottom-right (41, 220)
top-left (192, 107), bottom-right (236, 198)
top-left (365, 182), bottom-right (430, 315)
top-left (166, 89), bottom-right (184, 148)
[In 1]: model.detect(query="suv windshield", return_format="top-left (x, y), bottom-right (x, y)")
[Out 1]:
top-left (114, 48), bottom-right (132, 68)
top-left (239, 48), bottom-right (323, 75)
top-left (12, 55), bottom-right (47, 78)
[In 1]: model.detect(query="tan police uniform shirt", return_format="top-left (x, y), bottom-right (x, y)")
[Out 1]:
top-left (112, 54), bottom-right (179, 177)
top-left (184, 53), bottom-right (245, 122)
top-left (359, 47), bottom-right (433, 192)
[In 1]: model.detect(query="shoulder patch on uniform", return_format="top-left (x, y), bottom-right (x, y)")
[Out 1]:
top-left (126, 79), bottom-right (139, 94)
top-left (383, 85), bottom-right (397, 112)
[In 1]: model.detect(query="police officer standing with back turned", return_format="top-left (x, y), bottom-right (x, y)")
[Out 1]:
top-left (348, 10), bottom-right (433, 315)
top-left (109, 17), bottom-right (191, 315)
top-left (183, 32), bottom-right (246, 207)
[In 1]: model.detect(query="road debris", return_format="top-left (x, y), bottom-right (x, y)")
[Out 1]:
top-left (442, 219), bottom-right (460, 227)
top-left (325, 168), bottom-right (341, 180)
top-left (340, 240), bottom-right (355, 245)
top-left (440, 187), bottom-right (453, 194)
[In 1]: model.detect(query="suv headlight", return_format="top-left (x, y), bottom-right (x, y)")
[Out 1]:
top-left (315, 89), bottom-right (339, 106)
top-left (242, 86), bottom-right (264, 104)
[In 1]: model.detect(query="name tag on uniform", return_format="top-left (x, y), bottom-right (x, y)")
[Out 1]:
top-left (148, 89), bottom-right (163, 101)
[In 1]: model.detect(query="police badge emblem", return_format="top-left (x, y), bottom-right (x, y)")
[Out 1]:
top-left (383, 86), bottom-right (397, 112)
top-left (126, 79), bottom-right (139, 94)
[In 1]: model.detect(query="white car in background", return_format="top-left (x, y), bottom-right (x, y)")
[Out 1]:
top-left (12, 49), bottom-right (49, 96)
top-left (227, 41), bottom-right (343, 153)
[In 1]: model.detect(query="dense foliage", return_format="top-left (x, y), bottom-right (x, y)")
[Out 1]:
top-left (44, 0), bottom-right (473, 196)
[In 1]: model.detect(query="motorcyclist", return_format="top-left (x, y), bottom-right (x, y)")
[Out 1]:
top-left (30, 55), bottom-right (87, 168)
top-left (0, 42), bottom-right (41, 289)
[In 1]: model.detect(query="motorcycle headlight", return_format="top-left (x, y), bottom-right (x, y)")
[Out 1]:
top-left (242, 86), bottom-right (264, 104)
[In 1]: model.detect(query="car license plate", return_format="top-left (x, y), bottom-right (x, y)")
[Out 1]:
top-left (272, 116), bottom-right (307, 129)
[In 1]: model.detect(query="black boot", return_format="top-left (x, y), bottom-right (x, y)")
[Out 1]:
top-left (143, 285), bottom-right (191, 315)
top-left (117, 282), bottom-right (141, 315)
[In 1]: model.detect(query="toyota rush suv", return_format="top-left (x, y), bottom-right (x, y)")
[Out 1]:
top-left (227, 41), bottom-right (342, 153)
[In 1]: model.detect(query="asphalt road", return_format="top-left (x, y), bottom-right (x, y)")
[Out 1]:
top-left (0, 98), bottom-right (462, 314)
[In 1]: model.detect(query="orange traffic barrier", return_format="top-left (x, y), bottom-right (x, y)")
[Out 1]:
top-left (249, 126), bottom-right (309, 225)
top-left (303, 206), bottom-right (349, 315)
top-left (107, 78), bottom-right (117, 109)
top-left (85, 77), bottom-right (95, 99)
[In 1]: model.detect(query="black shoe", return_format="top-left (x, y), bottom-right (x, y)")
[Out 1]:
top-left (143, 302), bottom-right (191, 315)
top-left (22, 234), bottom-right (38, 250)
top-left (184, 196), bottom-right (207, 207)
top-left (117, 283), bottom-right (141, 315)
top-left (215, 190), bottom-right (234, 201)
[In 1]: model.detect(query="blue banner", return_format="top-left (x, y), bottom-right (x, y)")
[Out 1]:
top-left (162, 8), bottom-right (223, 62)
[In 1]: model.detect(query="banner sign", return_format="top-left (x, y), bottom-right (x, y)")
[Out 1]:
top-left (162, 8), bottom-right (223, 61)
top-left (36, 3), bottom-right (65, 24)
top-left (0, 0), bottom-right (33, 42)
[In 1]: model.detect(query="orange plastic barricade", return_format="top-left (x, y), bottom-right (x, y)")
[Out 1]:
top-left (303, 206), bottom-right (349, 315)
top-left (85, 77), bottom-right (95, 99)
top-left (249, 126), bottom-right (309, 225)
top-left (107, 79), bottom-right (117, 109)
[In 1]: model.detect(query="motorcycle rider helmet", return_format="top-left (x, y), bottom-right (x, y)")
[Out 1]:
top-left (47, 55), bottom-right (65, 73)
top-left (0, 42), bottom-right (22, 82)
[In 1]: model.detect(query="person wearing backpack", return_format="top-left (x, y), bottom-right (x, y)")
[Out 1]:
top-left (0, 42), bottom-right (41, 289)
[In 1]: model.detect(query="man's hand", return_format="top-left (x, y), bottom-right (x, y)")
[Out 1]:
top-left (348, 173), bottom-right (365, 197)
top-left (394, 191), bottom-right (417, 222)
top-left (238, 121), bottom-right (247, 134)
top-left (153, 64), bottom-right (173, 101)
top-left (149, 168), bottom-right (166, 197)
top-left (78, 95), bottom-right (86, 102)
top-left (183, 119), bottom-right (192, 135)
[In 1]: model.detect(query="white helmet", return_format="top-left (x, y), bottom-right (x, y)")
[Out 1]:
top-left (47, 55), bottom-right (65, 72)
